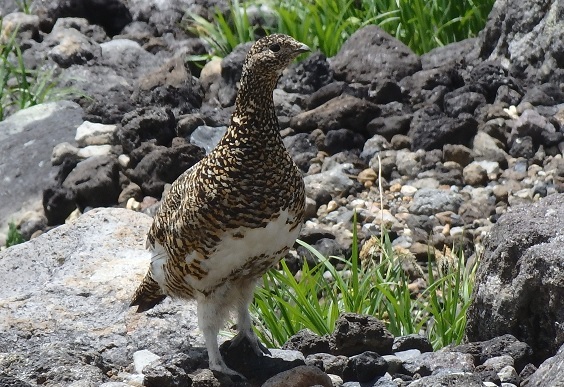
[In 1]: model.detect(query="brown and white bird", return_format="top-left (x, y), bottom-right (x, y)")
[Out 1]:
top-left (130, 34), bottom-right (309, 377)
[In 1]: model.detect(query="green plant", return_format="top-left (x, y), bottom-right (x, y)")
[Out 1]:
top-left (251, 225), bottom-right (478, 350)
top-left (185, 0), bottom-right (494, 58)
top-left (6, 222), bottom-right (25, 247)
top-left (0, 21), bottom-right (78, 121)
top-left (15, 0), bottom-right (31, 14)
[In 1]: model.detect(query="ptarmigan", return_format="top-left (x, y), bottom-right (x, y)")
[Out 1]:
top-left (130, 34), bottom-right (309, 377)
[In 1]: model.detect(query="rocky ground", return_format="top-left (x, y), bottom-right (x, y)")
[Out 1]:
top-left (0, 0), bottom-right (563, 386)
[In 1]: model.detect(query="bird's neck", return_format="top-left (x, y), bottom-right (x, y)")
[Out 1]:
top-left (228, 69), bottom-right (281, 141)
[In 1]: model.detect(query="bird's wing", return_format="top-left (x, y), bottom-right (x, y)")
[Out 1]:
top-left (146, 162), bottom-right (216, 265)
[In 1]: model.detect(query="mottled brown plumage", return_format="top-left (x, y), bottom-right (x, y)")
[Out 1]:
top-left (130, 34), bottom-right (309, 377)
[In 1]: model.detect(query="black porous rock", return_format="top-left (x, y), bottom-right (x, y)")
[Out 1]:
top-left (323, 128), bottom-right (365, 154)
top-left (409, 372), bottom-right (484, 387)
top-left (62, 155), bottom-right (120, 211)
top-left (118, 107), bottom-right (176, 153)
top-left (282, 329), bottom-right (330, 357)
top-left (342, 351), bottom-right (388, 382)
top-left (331, 25), bottom-right (421, 83)
top-left (401, 351), bottom-right (475, 377)
top-left (35, 0), bottom-right (132, 36)
top-left (220, 335), bottom-right (305, 384)
top-left (132, 56), bottom-right (204, 116)
top-left (466, 194), bottom-right (564, 364)
top-left (468, 61), bottom-right (521, 101)
top-left (305, 81), bottom-right (347, 110)
top-left (408, 105), bottom-right (478, 151)
top-left (392, 334), bottom-right (434, 354)
top-left (279, 51), bottom-right (334, 94)
top-left (329, 313), bottom-right (394, 357)
top-left (447, 334), bottom-right (533, 373)
top-left (305, 353), bottom-right (348, 376)
top-left (42, 185), bottom-right (77, 226)
top-left (283, 133), bottom-right (318, 172)
top-left (477, 0), bottom-right (564, 84)
top-left (443, 87), bottom-right (487, 117)
top-left (126, 140), bottom-right (205, 198)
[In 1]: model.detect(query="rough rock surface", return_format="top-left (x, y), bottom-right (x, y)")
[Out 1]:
top-left (466, 193), bottom-right (564, 363)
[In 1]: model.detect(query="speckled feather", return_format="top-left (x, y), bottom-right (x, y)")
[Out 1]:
top-left (131, 35), bottom-right (307, 312)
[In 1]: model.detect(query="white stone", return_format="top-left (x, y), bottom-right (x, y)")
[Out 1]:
top-left (118, 154), bottom-right (131, 168)
top-left (75, 121), bottom-right (117, 146)
top-left (450, 226), bottom-right (465, 237)
top-left (51, 142), bottom-right (79, 165)
top-left (77, 144), bottom-right (112, 159)
top-left (133, 349), bottom-right (160, 374)
top-left (400, 185), bottom-right (418, 197)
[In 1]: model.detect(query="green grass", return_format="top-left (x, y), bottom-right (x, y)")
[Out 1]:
top-left (251, 223), bottom-right (478, 350)
top-left (185, 0), bottom-right (495, 58)
top-left (6, 222), bottom-right (25, 247)
top-left (0, 22), bottom-right (73, 121)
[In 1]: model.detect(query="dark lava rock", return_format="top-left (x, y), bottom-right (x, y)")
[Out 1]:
top-left (330, 313), bottom-right (394, 357)
top-left (408, 105), bottom-right (478, 151)
top-left (62, 155), bottom-right (120, 210)
top-left (43, 185), bottom-right (77, 226)
top-left (323, 128), bottom-right (365, 154)
top-left (118, 107), bottom-right (176, 153)
top-left (409, 372), bottom-right (484, 387)
top-left (282, 329), bottom-right (330, 357)
top-left (331, 25), bottom-right (421, 83)
top-left (283, 133), bottom-right (318, 172)
top-left (126, 141), bottom-right (205, 198)
top-left (466, 194), bottom-right (564, 364)
top-left (366, 114), bottom-right (412, 139)
top-left (279, 51), bottom-right (334, 94)
top-left (392, 334), bottom-right (434, 354)
top-left (305, 353), bottom-right (348, 376)
top-left (342, 351), bottom-right (388, 382)
top-left (290, 94), bottom-right (380, 134)
top-left (443, 88), bottom-right (487, 117)
top-left (447, 334), bottom-right (533, 373)
top-left (525, 343), bottom-right (564, 386)
top-left (220, 336), bottom-right (305, 384)
top-left (36, 0), bottom-right (132, 36)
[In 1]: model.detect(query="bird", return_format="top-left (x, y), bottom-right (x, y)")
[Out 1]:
top-left (130, 34), bottom-right (309, 377)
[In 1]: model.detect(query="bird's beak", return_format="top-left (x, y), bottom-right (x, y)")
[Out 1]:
top-left (295, 43), bottom-right (311, 54)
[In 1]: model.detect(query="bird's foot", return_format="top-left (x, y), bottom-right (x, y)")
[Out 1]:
top-left (230, 330), bottom-right (271, 356)
top-left (209, 360), bottom-right (246, 380)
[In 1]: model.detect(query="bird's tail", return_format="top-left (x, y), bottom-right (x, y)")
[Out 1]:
top-left (130, 271), bottom-right (167, 312)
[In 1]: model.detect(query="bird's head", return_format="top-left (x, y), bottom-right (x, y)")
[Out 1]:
top-left (242, 34), bottom-right (310, 80)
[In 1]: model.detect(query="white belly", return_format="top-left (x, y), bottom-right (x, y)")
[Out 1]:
top-left (192, 209), bottom-right (300, 289)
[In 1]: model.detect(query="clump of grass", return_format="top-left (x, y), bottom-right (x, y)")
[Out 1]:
top-left (6, 222), bottom-right (25, 247)
top-left (185, 0), bottom-right (495, 58)
top-left (0, 21), bottom-right (72, 121)
top-left (251, 222), bottom-right (478, 350)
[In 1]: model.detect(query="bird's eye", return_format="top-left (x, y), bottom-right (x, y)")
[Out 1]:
top-left (269, 43), bottom-right (280, 52)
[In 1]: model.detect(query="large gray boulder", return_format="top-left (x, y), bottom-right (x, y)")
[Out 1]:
top-left (0, 101), bottom-right (84, 243)
top-left (477, 0), bottom-right (564, 84)
top-left (0, 208), bottom-right (202, 386)
top-left (466, 193), bottom-right (564, 363)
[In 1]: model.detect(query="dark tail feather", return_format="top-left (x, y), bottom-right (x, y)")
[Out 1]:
top-left (130, 272), bottom-right (167, 312)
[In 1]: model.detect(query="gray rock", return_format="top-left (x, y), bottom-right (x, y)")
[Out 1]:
top-left (329, 313), bottom-right (394, 357)
top-left (366, 114), bottom-right (412, 140)
top-left (0, 208), bottom-right (204, 385)
top-left (330, 25), bottom-right (421, 83)
top-left (421, 38), bottom-right (479, 70)
top-left (1, 11), bottom-right (40, 41)
top-left (471, 131), bottom-right (508, 166)
top-left (463, 162), bottom-right (488, 186)
top-left (408, 372), bottom-right (483, 387)
top-left (444, 89), bottom-right (487, 117)
top-left (466, 194), bottom-right (564, 364)
top-left (189, 125), bottom-right (227, 154)
top-left (402, 351), bottom-right (475, 376)
top-left (0, 101), bottom-right (83, 241)
top-left (409, 188), bottom-right (464, 216)
top-left (525, 344), bottom-right (564, 386)
top-left (477, 0), bottom-right (564, 84)
top-left (47, 27), bottom-right (101, 68)
top-left (304, 163), bottom-right (354, 202)
top-left (262, 365), bottom-right (332, 387)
